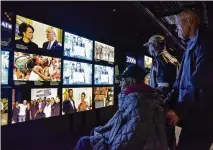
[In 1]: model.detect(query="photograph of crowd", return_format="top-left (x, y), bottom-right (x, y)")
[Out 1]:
top-left (94, 65), bottom-right (114, 85)
top-left (62, 88), bottom-right (92, 114)
top-left (13, 52), bottom-right (61, 81)
top-left (95, 41), bottom-right (114, 63)
top-left (64, 32), bottom-right (93, 60)
top-left (94, 87), bottom-right (114, 109)
top-left (144, 55), bottom-right (153, 69)
top-left (2, 51), bottom-right (9, 84)
top-left (1, 98), bottom-right (8, 126)
top-left (1, 12), bottom-right (12, 48)
top-left (15, 15), bottom-right (63, 52)
top-left (12, 88), bottom-right (60, 124)
top-left (63, 60), bottom-right (92, 85)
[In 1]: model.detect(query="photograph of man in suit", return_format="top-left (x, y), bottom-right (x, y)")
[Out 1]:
top-left (62, 89), bottom-right (77, 115)
top-left (43, 27), bottom-right (62, 52)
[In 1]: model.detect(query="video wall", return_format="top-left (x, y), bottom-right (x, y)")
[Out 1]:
top-left (1, 12), bottom-right (115, 125)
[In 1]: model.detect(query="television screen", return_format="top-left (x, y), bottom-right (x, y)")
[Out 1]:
top-left (1, 97), bottom-right (8, 126)
top-left (62, 88), bottom-right (92, 114)
top-left (63, 60), bottom-right (92, 85)
top-left (64, 32), bottom-right (93, 61)
top-left (144, 55), bottom-right (153, 69)
top-left (1, 51), bottom-right (9, 85)
top-left (94, 65), bottom-right (114, 85)
top-left (11, 88), bottom-right (60, 124)
top-left (94, 87), bottom-right (114, 109)
top-left (1, 12), bottom-right (12, 48)
top-left (13, 52), bottom-right (61, 81)
top-left (95, 41), bottom-right (114, 63)
top-left (15, 15), bottom-right (63, 53)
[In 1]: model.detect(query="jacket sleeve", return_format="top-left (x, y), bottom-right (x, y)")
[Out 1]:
top-left (174, 39), bottom-right (213, 120)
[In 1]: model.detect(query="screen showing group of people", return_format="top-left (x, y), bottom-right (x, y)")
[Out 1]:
top-left (64, 32), bottom-right (93, 61)
top-left (94, 65), bottom-right (114, 85)
top-left (62, 88), bottom-right (92, 114)
top-left (95, 41), bottom-right (114, 63)
top-left (12, 88), bottom-right (60, 124)
top-left (13, 52), bottom-right (61, 81)
top-left (63, 60), bottom-right (92, 85)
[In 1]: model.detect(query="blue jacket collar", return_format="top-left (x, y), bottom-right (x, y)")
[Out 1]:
top-left (186, 28), bottom-right (199, 52)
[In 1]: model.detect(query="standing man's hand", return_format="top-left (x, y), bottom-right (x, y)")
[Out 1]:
top-left (166, 109), bottom-right (179, 126)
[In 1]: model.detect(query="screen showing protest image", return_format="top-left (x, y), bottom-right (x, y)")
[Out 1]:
top-left (144, 55), bottom-right (153, 69)
top-left (62, 88), bottom-right (92, 114)
top-left (1, 51), bottom-right (9, 85)
top-left (13, 52), bottom-right (61, 82)
top-left (11, 88), bottom-right (60, 124)
top-left (95, 41), bottom-right (114, 63)
top-left (15, 15), bottom-right (63, 52)
top-left (1, 97), bottom-right (8, 126)
top-left (63, 60), bottom-right (92, 85)
top-left (94, 65), bottom-right (114, 85)
top-left (94, 87), bottom-right (114, 109)
top-left (1, 12), bottom-right (12, 48)
top-left (64, 32), bottom-right (93, 61)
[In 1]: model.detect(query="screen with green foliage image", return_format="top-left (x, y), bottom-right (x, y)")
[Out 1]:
top-left (1, 98), bottom-right (8, 125)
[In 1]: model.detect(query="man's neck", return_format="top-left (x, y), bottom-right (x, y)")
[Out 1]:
top-left (23, 37), bottom-right (30, 43)
top-left (189, 26), bottom-right (198, 40)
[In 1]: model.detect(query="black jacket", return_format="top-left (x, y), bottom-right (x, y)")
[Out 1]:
top-left (62, 99), bottom-right (77, 114)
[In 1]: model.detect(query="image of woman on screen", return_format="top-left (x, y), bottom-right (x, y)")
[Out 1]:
top-left (78, 92), bottom-right (90, 112)
top-left (73, 62), bottom-right (85, 83)
top-left (15, 23), bottom-right (38, 50)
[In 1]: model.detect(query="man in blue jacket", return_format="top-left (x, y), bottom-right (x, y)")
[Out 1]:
top-left (165, 9), bottom-right (213, 149)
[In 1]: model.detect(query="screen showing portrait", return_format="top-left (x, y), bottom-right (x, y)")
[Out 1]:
top-left (62, 88), bottom-right (92, 114)
top-left (15, 15), bottom-right (63, 53)
top-left (94, 65), bottom-right (114, 85)
top-left (94, 41), bottom-right (114, 63)
top-left (64, 32), bottom-right (93, 61)
top-left (94, 87), bottom-right (114, 109)
top-left (144, 55), bottom-right (153, 69)
top-left (1, 12), bottom-right (12, 48)
top-left (1, 51), bottom-right (9, 85)
top-left (13, 52), bottom-right (61, 82)
top-left (63, 60), bottom-right (92, 85)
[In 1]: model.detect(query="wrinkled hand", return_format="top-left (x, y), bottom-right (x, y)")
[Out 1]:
top-left (166, 110), bottom-right (179, 126)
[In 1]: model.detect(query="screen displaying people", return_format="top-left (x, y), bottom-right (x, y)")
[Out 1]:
top-left (11, 88), bottom-right (60, 124)
top-left (64, 32), bottom-right (93, 61)
top-left (62, 88), bottom-right (92, 114)
top-left (15, 15), bottom-right (63, 53)
top-left (1, 12), bottom-right (12, 49)
top-left (13, 52), bottom-right (61, 81)
top-left (1, 51), bottom-right (9, 85)
top-left (94, 65), bottom-right (114, 85)
top-left (1, 97), bottom-right (8, 126)
top-left (95, 41), bottom-right (114, 63)
top-left (94, 87), bottom-right (114, 109)
top-left (144, 55), bottom-right (153, 69)
top-left (63, 60), bottom-right (92, 85)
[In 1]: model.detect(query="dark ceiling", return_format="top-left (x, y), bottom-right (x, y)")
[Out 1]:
top-left (2, 1), bottom-right (213, 57)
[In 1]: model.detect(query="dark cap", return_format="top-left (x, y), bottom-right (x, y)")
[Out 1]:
top-left (143, 35), bottom-right (165, 47)
top-left (116, 65), bottom-right (146, 82)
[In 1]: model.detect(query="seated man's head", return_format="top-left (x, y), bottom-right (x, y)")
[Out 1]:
top-left (144, 35), bottom-right (165, 57)
top-left (116, 65), bottom-right (146, 93)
